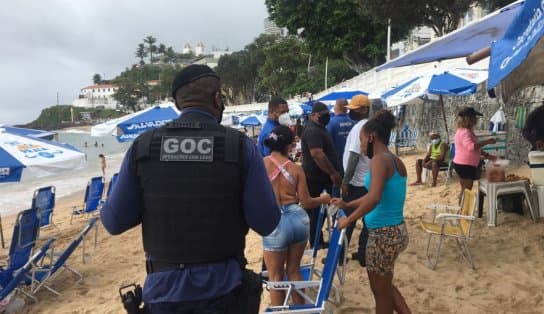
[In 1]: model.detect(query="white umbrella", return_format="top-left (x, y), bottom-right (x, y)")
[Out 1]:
top-left (0, 128), bottom-right (86, 183)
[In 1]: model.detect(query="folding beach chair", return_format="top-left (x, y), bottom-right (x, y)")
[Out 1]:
top-left (420, 189), bottom-right (478, 270)
top-left (423, 143), bottom-right (455, 186)
top-left (0, 238), bottom-right (55, 302)
top-left (71, 176), bottom-right (105, 224)
top-left (0, 208), bottom-right (41, 288)
top-left (98, 173), bottom-right (119, 209)
top-left (31, 186), bottom-right (59, 231)
top-left (24, 218), bottom-right (100, 300)
top-left (262, 211), bottom-right (347, 313)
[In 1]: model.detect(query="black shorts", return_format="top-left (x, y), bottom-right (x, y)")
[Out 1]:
top-left (453, 162), bottom-right (478, 180)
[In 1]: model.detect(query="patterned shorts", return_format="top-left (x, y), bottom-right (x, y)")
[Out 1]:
top-left (366, 222), bottom-right (409, 276)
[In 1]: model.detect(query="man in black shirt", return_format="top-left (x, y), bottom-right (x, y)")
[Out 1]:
top-left (301, 102), bottom-right (341, 247)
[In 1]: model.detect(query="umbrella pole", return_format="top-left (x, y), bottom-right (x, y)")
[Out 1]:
top-left (439, 95), bottom-right (450, 142)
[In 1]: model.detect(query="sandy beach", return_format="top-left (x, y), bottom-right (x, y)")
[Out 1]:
top-left (2, 152), bottom-right (542, 313)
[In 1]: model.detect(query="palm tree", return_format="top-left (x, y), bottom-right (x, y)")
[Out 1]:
top-left (158, 43), bottom-right (166, 57)
top-left (135, 43), bottom-right (148, 65)
top-left (143, 36), bottom-right (157, 63)
top-left (165, 47), bottom-right (176, 63)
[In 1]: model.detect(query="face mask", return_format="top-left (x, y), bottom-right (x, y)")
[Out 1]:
top-left (366, 137), bottom-right (374, 159)
top-left (278, 112), bottom-right (292, 126)
top-left (349, 110), bottom-right (363, 121)
top-left (318, 113), bottom-right (331, 126)
top-left (431, 139), bottom-right (440, 145)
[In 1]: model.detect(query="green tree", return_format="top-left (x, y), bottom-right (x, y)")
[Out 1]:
top-left (165, 47), bottom-right (176, 63)
top-left (112, 78), bottom-right (140, 111)
top-left (135, 43), bottom-right (148, 65)
top-left (364, 0), bottom-right (512, 38)
top-left (144, 36), bottom-right (157, 63)
top-left (158, 43), bottom-right (167, 57)
top-left (265, 0), bottom-right (409, 72)
top-left (93, 73), bottom-right (102, 84)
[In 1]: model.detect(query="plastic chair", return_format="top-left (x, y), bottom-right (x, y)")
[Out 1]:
top-left (262, 210), bottom-right (347, 313)
top-left (0, 238), bottom-right (56, 302)
top-left (420, 189), bottom-right (478, 270)
top-left (424, 143), bottom-right (454, 185)
top-left (71, 177), bottom-right (105, 224)
top-left (31, 186), bottom-right (59, 231)
top-left (24, 218), bottom-right (100, 300)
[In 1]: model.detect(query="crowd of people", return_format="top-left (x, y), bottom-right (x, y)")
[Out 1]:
top-left (101, 65), bottom-right (544, 314)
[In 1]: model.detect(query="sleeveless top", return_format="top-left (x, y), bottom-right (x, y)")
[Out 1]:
top-left (430, 142), bottom-right (449, 163)
top-left (364, 154), bottom-right (406, 229)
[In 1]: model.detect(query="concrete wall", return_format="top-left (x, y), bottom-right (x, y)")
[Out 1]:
top-left (398, 86), bottom-right (544, 165)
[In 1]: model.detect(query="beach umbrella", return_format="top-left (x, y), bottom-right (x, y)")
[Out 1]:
top-left (317, 90), bottom-right (368, 106)
top-left (91, 103), bottom-right (180, 142)
top-left (240, 115), bottom-right (265, 127)
top-left (380, 68), bottom-right (488, 137)
top-left (0, 126), bottom-right (56, 140)
top-left (488, 0), bottom-right (544, 102)
top-left (0, 128), bottom-right (86, 183)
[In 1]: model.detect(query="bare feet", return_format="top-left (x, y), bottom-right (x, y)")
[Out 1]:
top-left (410, 181), bottom-right (422, 186)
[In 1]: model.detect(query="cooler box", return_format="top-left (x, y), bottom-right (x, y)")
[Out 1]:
top-left (529, 151), bottom-right (544, 186)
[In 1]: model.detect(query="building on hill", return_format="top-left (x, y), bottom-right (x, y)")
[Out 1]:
top-left (264, 18), bottom-right (283, 36)
top-left (72, 84), bottom-right (119, 109)
top-left (183, 43), bottom-right (192, 54)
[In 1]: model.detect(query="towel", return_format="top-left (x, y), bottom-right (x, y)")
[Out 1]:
top-left (490, 109), bottom-right (506, 132)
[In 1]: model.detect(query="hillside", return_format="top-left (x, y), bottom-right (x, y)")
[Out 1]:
top-left (21, 105), bottom-right (126, 131)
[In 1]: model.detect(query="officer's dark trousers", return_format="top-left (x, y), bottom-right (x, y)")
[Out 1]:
top-left (146, 286), bottom-right (239, 314)
top-left (341, 184), bottom-right (369, 266)
top-left (306, 181), bottom-right (332, 248)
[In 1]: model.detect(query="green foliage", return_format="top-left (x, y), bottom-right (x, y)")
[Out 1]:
top-left (23, 105), bottom-right (125, 130)
top-left (135, 43), bottom-right (148, 65)
top-left (92, 73), bottom-right (102, 84)
top-left (265, 0), bottom-right (410, 72)
top-left (217, 35), bottom-right (356, 103)
top-left (364, 0), bottom-right (510, 37)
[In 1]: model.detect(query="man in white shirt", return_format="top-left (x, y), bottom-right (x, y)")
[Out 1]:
top-left (341, 94), bottom-right (371, 267)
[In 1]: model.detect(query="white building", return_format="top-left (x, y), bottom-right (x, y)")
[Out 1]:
top-left (264, 18), bottom-right (283, 36)
top-left (72, 84), bottom-right (119, 109)
top-left (195, 42), bottom-right (205, 56)
top-left (182, 43), bottom-right (192, 54)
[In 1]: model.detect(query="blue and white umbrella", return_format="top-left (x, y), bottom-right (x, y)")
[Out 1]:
top-left (489, 0), bottom-right (544, 102)
top-left (380, 68), bottom-right (488, 107)
top-left (380, 68), bottom-right (488, 137)
top-left (240, 115), bottom-right (265, 127)
top-left (317, 90), bottom-right (368, 106)
top-left (91, 103), bottom-right (180, 142)
top-left (0, 128), bottom-right (86, 183)
top-left (0, 126), bottom-right (56, 140)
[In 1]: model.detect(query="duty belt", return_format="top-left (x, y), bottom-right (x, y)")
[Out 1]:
top-left (145, 260), bottom-right (203, 274)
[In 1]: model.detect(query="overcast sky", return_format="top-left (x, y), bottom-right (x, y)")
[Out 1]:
top-left (0, 0), bottom-right (269, 125)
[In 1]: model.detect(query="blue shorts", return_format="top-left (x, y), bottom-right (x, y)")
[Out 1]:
top-left (262, 203), bottom-right (310, 251)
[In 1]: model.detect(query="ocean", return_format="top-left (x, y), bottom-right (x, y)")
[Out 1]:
top-left (0, 130), bottom-right (131, 216)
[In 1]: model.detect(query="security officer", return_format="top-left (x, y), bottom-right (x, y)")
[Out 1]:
top-left (101, 64), bottom-right (280, 313)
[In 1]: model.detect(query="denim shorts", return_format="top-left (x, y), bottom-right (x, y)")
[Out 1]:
top-left (262, 203), bottom-right (310, 251)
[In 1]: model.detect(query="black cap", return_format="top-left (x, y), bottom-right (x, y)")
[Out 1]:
top-left (458, 107), bottom-right (483, 117)
top-left (171, 65), bottom-right (219, 99)
top-left (311, 102), bottom-right (329, 114)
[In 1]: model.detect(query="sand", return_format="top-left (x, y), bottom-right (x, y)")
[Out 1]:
top-left (2, 152), bottom-right (542, 313)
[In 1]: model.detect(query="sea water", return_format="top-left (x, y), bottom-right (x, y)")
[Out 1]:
top-left (0, 130), bottom-right (131, 216)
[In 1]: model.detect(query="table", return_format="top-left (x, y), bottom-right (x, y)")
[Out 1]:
top-left (478, 178), bottom-right (536, 226)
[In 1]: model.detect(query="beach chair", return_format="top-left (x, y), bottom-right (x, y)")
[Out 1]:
top-left (424, 143), bottom-right (455, 185)
top-left (420, 189), bottom-right (478, 270)
top-left (31, 186), bottom-right (59, 231)
top-left (0, 208), bottom-right (41, 288)
top-left (24, 218), bottom-right (100, 300)
top-left (262, 211), bottom-right (346, 313)
top-left (0, 238), bottom-right (56, 302)
top-left (70, 176), bottom-right (105, 224)
top-left (98, 173), bottom-right (119, 209)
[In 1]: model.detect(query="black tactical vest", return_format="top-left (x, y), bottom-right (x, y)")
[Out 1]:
top-left (132, 114), bottom-right (247, 264)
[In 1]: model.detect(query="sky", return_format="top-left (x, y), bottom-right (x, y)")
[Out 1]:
top-left (0, 0), bottom-right (269, 125)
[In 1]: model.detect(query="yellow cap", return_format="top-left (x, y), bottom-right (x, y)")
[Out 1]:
top-left (346, 94), bottom-right (370, 109)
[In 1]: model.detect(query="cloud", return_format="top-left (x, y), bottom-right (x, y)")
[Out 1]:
top-left (0, 0), bottom-right (268, 125)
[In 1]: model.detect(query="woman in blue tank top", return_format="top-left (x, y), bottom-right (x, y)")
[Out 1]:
top-left (332, 110), bottom-right (410, 314)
